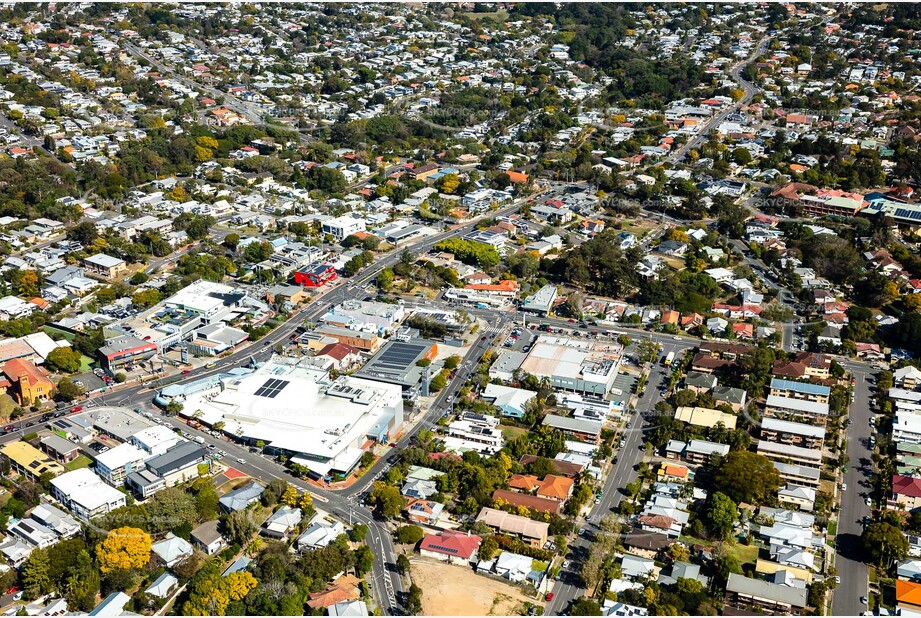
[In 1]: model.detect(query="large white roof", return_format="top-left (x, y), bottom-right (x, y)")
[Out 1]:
top-left (51, 468), bottom-right (125, 511)
top-left (183, 356), bottom-right (401, 462)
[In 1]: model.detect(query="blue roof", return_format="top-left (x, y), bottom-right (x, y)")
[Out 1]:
top-left (769, 378), bottom-right (830, 396)
top-left (223, 555), bottom-right (252, 576)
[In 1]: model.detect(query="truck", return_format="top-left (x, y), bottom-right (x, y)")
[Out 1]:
top-left (663, 351), bottom-right (675, 366)
top-left (194, 436), bottom-right (205, 445)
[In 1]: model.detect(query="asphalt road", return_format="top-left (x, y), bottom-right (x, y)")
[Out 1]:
top-left (832, 361), bottom-right (874, 616)
top-left (545, 364), bottom-right (670, 616)
top-left (667, 36), bottom-right (770, 165)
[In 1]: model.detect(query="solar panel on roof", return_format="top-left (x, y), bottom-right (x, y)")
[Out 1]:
top-left (254, 378), bottom-right (289, 399)
top-left (895, 208), bottom-right (921, 221)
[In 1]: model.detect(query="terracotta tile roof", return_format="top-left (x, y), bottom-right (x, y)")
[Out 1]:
top-left (637, 514), bottom-right (676, 530)
top-left (536, 475), bottom-right (574, 501)
top-left (2, 359), bottom-right (50, 385)
top-left (897, 579), bottom-right (921, 608)
top-left (317, 342), bottom-right (360, 361)
top-left (306, 575), bottom-right (361, 610)
top-left (508, 474), bottom-right (541, 491)
top-left (492, 489), bottom-right (561, 514)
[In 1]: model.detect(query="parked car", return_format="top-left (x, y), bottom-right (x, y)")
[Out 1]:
top-left (70, 406), bottom-right (82, 413)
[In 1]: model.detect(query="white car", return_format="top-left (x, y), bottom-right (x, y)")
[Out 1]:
top-left (237, 458), bottom-right (246, 464)
top-left (865, 497), bottom-right (872, 506)
top-left (841, 483), bottom-right (847, 491)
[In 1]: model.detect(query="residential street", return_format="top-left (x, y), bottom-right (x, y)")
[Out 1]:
top-left (833, 361), bottom-right (875, 616)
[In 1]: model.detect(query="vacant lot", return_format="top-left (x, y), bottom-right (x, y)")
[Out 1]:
top-left (412, 559), bottom-right (538, 616)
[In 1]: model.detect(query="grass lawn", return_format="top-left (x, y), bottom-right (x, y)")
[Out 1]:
top-left (678, 534), bottom-right (760, 567)
top-left (827, 519), bottom-right (837, 546)
top-left (64, 454), bottom-right (92, 471)
top-left (78, 354), bottom-right (95, 372)
top-left (465, 9), bottom-right (509, 21)
top-left (43, 325), bottom-right (75, 342)
top-left (501, 425), bottom-right (528, 441)
top-left (727, 543), bottom-right (760, 566)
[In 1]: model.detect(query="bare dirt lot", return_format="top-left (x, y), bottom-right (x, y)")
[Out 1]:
top-left (411, 558), bottom-right (540, 616)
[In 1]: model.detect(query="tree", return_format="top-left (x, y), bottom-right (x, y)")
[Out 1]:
top-left (706, 492), bottom-right (738, 540)
top-left (96, 527), bottom-right (151, 574)
top-left (395, 525), bottom-right (425, 545)
top-left (711, 451), bottom-right (780, 504)
top-left (224, 510), bottom-right (257, 545)
top-left (281, 485), bottom-right (299, 508)
top-left (145, 487), bottom-right (198, 535)
top-left (22, 547), bottom-right (50, 598)
top-left (299, 491), bottom-right (314, 513)
top-left (354, 545), bottom-right (374, 576)
top-left (570, 598), bottom-right (602, 616)
top-left (45, 347), bottom-right (82, 373)
top-left (478, 536), bottom-right (499, 560)
top-left (713, 554), bottom-right (742, 586)
top-left (406, 583), bottom-right (423, 615)
top-left (862, 522), bottom-right (909, 567)
top-left (396, 553), bottom-right (411, 575)
top-left (131, 289), bottom-right (161, 309)
top-left (636, 339), bottom-right (661, 364)
top-left (17, 269), bottom-right (40, 297)
top-left (225, 571), bottom-right (258, 601)
top-left (377, 268), bottom-right (394, 290)
top-left (56, 377), bottom-right (85, 402)
top-left (68, 221), bottom-right (98, 245)
top-left (345, 524), bottom-right (368, 544)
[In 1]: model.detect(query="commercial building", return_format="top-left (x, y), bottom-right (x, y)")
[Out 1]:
top-left (356, 337), bottom-right (438, 391)
top-left (98, 334), bottom-right (157, 370)
top-left (518, 335), bottom-right (623, 397)
top-left (95, 443), bottom-right (148, 486)
top-left (162, 280), bottom-right (249, 324)
top-left (520, 284), bottom-right (558, 315)
top-left (542, 414), bottom-right (603, 443)
top-left (50, 468), bottom-right (127, 520)
top-left (1, 441), bottom-right (64, 482)
top-left (174, 355), bottom-right (402, 477)
top-left (321, 300), bottom-right (406, 334)
top-left (143, 441), bottom-right (209, 487)
top-left (314, 324), bottom-right (379, 352)
top-left (322, 215), bottom-right (366, 241)
top-left (295, 262), bottom-right (338, 288)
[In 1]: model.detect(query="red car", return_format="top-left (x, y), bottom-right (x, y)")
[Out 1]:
top-left (6, 586), bottom-right (19, 595)
top-left (545, 592), bottom-right (554, 602)
top-left (181, 369), bottom-right (192, 375)
top-left (70, 406), bottom-right (82, 414)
